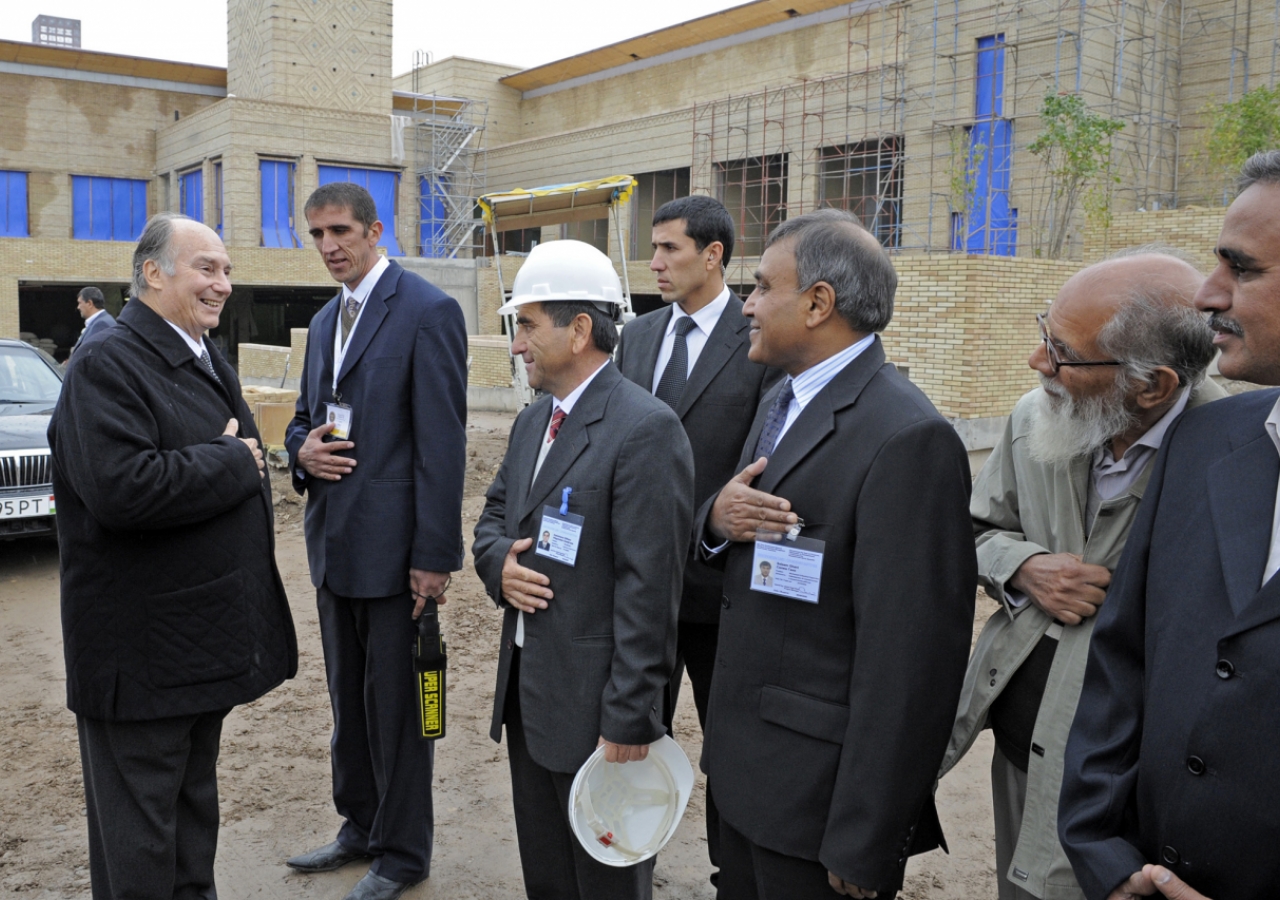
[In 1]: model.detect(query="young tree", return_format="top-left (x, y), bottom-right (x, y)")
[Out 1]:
top-left (1028, 93), bottom-right (1124, 259)
top-left (1202, 85), bottom-right (1280, 201)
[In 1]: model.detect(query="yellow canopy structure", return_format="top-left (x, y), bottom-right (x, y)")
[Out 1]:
top-left (478, 175), bottom-right (637, 234)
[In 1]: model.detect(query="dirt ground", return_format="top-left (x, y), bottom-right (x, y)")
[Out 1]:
top-left (0, 410), bottom-right (1001, 899)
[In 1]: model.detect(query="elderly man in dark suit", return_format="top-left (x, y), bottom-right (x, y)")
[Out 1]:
top-left (473, 239), bottom-right (694, 900)
top-left (284, 183), bottom-right (467, 900)
top-left (615, 195), bottom-right (780, 884)
top-left (1059, 157), bottom-right (1280, 900)
top-left (69, 285), bottom-right (115, 357)
top-left (49, 212), bottom-right (297, 900)
top-left (695, 208), bottom-right (977, 899)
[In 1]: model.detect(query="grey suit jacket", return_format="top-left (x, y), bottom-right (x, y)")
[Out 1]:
top-left (473, 362), bottom-right (695, 774)
top-left (614, 293), bottom-right (782, 623)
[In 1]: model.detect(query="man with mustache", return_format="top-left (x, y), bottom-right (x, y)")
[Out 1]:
top-left (1060, 152), bottom-right (1280, 900)
top-left (940, 247), bottom-right (1222, 900)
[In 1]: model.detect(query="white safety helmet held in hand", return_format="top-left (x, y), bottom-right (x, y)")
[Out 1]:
top-left (568, 735), bottom-right (694, 867)
top-left (497, 240), bottom-right (624, 319)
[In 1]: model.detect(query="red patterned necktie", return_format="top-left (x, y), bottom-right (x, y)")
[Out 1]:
top-left (547, 408), bottom-right (567, 443)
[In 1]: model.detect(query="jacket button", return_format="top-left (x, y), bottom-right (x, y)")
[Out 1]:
top-left (1187, 756), bottom-right (1205, 775)
top-left (990, 678), bottom-right (997, 687)
top-left (989, 668), bottom-right (997, 677)
top-left (1216, 659), bottom-right (1234, 679)
top-left (1162, 846), bottom-right (1179, 865)
top-left (721, 596), bottom-right (731, 609)
top-left (505, 639), bottom-right (513, 650)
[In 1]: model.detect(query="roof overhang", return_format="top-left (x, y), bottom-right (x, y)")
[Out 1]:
top-left (478, 176), bottom-right (637, 233)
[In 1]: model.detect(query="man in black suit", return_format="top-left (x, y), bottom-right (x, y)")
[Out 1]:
top-left (49, 213), bottom-right (297, 900)
top-left (614, 195), bottom-right (779, 882)
top-left (69, 285), bottom-right (115, 357)
top-left (695, 209), bottom-right (976, 899)
top-left (284, 183), bottom-right (467, 900)
top-left (1059, 155), bottom-right (1280, 900)
top-left (473, 239), bottom-right (694, 899)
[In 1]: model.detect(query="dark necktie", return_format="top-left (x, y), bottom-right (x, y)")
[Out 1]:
top-left (752, 381), bottom-right (795, 460)
top-left (198, 348), bottom-right (223, 387)
top-left (654, 317), bottom-right (698, 409)
top-left (547, 408), bottom-right (567, 443)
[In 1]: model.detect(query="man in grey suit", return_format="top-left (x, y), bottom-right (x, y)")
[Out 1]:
top-left (615, 195), bottom-right (780, 884)
top-left (473, 239), bottom-right (694, 900)
top-left (69, 286), bottom-right (115, 357)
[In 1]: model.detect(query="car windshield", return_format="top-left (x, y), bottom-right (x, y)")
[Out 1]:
top-left (0, 346), bottom-right (63, 404)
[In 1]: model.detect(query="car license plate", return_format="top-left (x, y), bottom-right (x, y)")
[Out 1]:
top-left (0, 495), bottom-right (55, 520)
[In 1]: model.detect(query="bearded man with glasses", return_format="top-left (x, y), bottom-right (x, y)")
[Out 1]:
top-left (938, 246), bottom-right (1222, 900)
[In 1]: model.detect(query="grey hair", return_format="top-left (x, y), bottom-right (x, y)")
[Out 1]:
top-left (1105, 242), bottom-right (1199, 267)
top-left (131, 213), bottom-right (194, 298)
top-left (1237, 150), bottom-right (1280, 193)
top-left (1095, 292), bottom-right (1216, 390)
top-left (764, 208), bottom-right (896, 333)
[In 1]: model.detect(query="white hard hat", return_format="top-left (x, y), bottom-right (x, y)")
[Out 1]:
top-left (568, 735), bottom-right (694, 867)
top-left (497, 240), bottom-right (624, 318)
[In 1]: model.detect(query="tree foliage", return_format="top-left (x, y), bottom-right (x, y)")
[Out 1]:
top-left (1202, 85), bottom-right (1280, 199)
top-left (1028, 93), bottom-right (1124, 258)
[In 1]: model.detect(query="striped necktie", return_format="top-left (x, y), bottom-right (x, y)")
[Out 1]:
top-left (547, 408), bottom-right (567, 443)
top-left (752, 381), bottom-right (795, 460)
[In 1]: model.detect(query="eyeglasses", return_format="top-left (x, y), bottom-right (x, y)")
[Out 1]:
top-left (1036, 313), bottom-right (1123, 376)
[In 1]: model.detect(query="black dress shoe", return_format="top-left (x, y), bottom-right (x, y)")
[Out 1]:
top-left (343, 871), bottom-right (418, 900)
top-left (285, 840), bottom-right (371, 873)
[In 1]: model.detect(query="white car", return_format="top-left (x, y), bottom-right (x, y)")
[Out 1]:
top-left (0, 338), bottom-right (62, 540)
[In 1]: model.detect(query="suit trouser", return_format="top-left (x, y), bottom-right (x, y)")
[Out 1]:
top-left (663, 621), bottom-right (721, 876)
top-left (504, 650), bottom-right (654, 900)
top-left (992, 745), bottom-right (1040, 900)
top-left (318, 584), bottom-right (435, 883)
top-left (77, 709), bottom-right (227, 900)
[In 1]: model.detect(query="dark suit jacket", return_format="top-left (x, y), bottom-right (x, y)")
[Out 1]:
top-left (473, 362), bottom-right (695, 774)
top-left (695, 338), bottom-right (976, 893)
top-left (49, 300), bottom-right (297, 722)
top-left (286, 261), bottom-right (468, 597)
top-left (1060, 388), bottom-right (1280, 900)
top-left (614, 294), bottom-right (782, 623)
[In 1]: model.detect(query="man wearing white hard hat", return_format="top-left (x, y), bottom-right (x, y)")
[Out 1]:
top-left (473, 240), bottom-right (695, 899)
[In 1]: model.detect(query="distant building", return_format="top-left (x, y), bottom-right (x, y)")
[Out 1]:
top-left (31, 15), bottom-right (79, 49)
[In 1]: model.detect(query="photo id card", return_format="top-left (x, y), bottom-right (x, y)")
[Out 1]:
top-left (750, 535), bottom-right (825, 604)
top-left (536, 506), bottom-right (584, 567)
top-left (324, 402), bottom-right (353, 440)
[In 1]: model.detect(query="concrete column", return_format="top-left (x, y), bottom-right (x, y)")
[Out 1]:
top-left (0, 277), bottom-right (18, 339)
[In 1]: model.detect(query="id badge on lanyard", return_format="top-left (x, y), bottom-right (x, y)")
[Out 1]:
top-left (535, 487), bottom-right (585, 567)
top-left (750, 519), bottom-right (824, 604)
top-left (329, 299), bottom-right (360, 439)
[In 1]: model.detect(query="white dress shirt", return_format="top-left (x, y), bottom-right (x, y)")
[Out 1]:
top-left (84, 308), bottom-right (106, 329)
top-left (1262, 396), bottom-right (1280, 585)
top-left (163, 320), bottom-right (210, 359)
top-left (649, 286), bottom-right (732, 392)
top-left (332, 254), bottom-right (390, 383)
top-left (517, 358), bottom-right (612, 648)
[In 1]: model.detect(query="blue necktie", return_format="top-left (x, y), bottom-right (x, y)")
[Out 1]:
top-left (752, 381), bottom-right (795, 460)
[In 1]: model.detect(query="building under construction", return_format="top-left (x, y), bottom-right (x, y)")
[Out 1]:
top-left (0, 0), bottom-right (1266, 431)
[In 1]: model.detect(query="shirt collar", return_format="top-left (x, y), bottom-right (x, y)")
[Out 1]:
top-left (1095, 385), bottom-right (1192, 470)
top-left (553, 358), bottom-right (611, 416)
top-left (667, 285), bottom-right (731, 337)
top-left (1266, 393), bottom-right (1280, 457)
top-left (341, 254), bottom-right (390, 308)
top-left (85, 309), bottom-right (106, 326)
top-left (788, 333), bottom-right (877, 411)
top-left (162, 319), bottom-right (208, 359)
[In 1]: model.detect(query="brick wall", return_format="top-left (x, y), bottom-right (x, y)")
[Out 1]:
top-left (468, 336), bottom-right (514, 389)
top-left (1083, 207), bottom-right (1225, 271)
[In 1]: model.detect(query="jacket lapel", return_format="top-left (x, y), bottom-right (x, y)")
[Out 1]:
top-left (507, 397), bottom-right (552, 529)
top-left (676, 293), bottom-right (747, 419)
top-left (755, 339), bottom-right (885, 496)
top-left (336, 261), bottom-right (398, 386)
top-left (519, 364), bottom-right (619, 520)
top-left (628, 307), bottom-right (669, 387)
top-left (1208, 430), bottom-right (1279, 617)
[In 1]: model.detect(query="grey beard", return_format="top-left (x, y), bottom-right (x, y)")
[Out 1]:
top-left (1026, 376), bottom-right (1138, 465)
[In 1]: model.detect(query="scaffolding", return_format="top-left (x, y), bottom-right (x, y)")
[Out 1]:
top-left (682, 0), bottom-right (1254, 261)
top-left (409, 60), bottom-right (488, 259)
